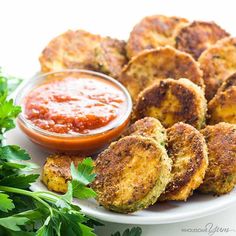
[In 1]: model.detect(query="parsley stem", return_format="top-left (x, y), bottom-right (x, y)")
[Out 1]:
top-left (0, 186), bottom-right (54, 216)
top-left (35, 192), bottom-right (58, 204)
top-left (35, 190), bottom-right (60, 199)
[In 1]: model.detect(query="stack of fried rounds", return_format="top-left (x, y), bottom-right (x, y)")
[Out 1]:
top-left (41, 14), bottom-right (236, 214)
top-left (91, 118), bottom-right (236, 213)
top-left (93, 119), bottom-right (196, 212)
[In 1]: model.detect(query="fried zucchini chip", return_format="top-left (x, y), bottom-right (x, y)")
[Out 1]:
top-left (217, 72), bottom-right (236, 93)
top-left (133, 78), bottom-right (207, 129)
top-left (176, 21), bottom-right (229, 60)
top-left (159, 122), bottom-right (208, 201)
top-left (119, 47), bottom-right (204, 102)
top-left (42, 154), bottom-right (86, 193)
top-left (92, 135), bottom-right (172, 213)
top-left (208, 86), bottom-right (236, 125)
top-left (199, 123), bottom-right (236, 195)
top-left (123, 117), bottom-right (166, 144)
top-left (39, 29), bottom-right (127, 79)
top-left (198, 37), bottom-right (236, 100)
top-left (127, 15), bottom-right (188, 58)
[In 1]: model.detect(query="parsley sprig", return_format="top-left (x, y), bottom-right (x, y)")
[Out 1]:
top-left (0, 73), bottom-right (21, 144)
top-left (0, 75), bottom-right (98, 235)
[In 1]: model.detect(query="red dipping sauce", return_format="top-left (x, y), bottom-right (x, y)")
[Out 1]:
top-left (24, 76), bottom-right (126, 135)
top-left (16, 70), bottom-right (132, 154)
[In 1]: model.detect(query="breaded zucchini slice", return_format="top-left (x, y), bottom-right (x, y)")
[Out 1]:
top-left (92, 135), bottom-right (172, 213)
top-left (126, 15), bottom-right (188, 58)
top-left (39, 29), bottom-right (127, 79)
top-left (208, 86), bottom-right (236, 125)
top-left (119, 46), bottom-right (204, 102)
top-left (199, 123), bottom-right (236, 195)
top-left (217, 72), bottom-right (236, 93)
top-left (42, 154), bottom-right (86, 193)
top-left (159, 122), bottom-right (208, 201)
top-left (198, 37), bottom-right (236, 100)
top-left (133, 78), bottom-right (207, 129)
top-left (123, 117), bottom-right (166, 145)
top-left (176, 21), bottom-right (229, 60)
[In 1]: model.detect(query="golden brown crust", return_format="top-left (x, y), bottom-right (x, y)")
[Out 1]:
top-left (39, 29), bottom-right (128, 79)
top-left (199, 123), bottom-right (236, 194)
top-left (198, 37), bottom-right (236, 101)
top-left (119, 46), bottom-right (204, 102)
top-left (95, 38), bottom-right (128, 78)
top-left (92, 135), bottom-right (172, 213)
top-left (42, 154), bottom-right (85, 193)
top-left (176, 21), bottom-right (229, 60)
top-left (159, 122), bottom-right (208, 201)
top-left (217, 72), bottom-right (236, 93)
top-left (123, 117), bottom-right (166, 144)
top-left (127, 15), bottom-right (188, 58)
top-left (133, 78), bottom-right (207, 129)
top-left (207, 86), bottom-right (236, 125)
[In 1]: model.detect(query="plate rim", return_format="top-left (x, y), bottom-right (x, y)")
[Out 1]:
top-left (30, 183), bottom-right (236, 225)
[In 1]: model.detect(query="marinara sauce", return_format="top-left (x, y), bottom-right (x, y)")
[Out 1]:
top-left (23, 74), bottom-right (126, 135)
top-left (17, 70), bottom-right (131, 154)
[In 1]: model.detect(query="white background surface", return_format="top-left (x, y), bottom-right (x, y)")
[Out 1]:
top-left (1, 0), bottom-right (236, 235)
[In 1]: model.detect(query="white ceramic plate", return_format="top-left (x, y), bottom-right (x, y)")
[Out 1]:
top-left (6, 125), bottom-right (236, 225)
